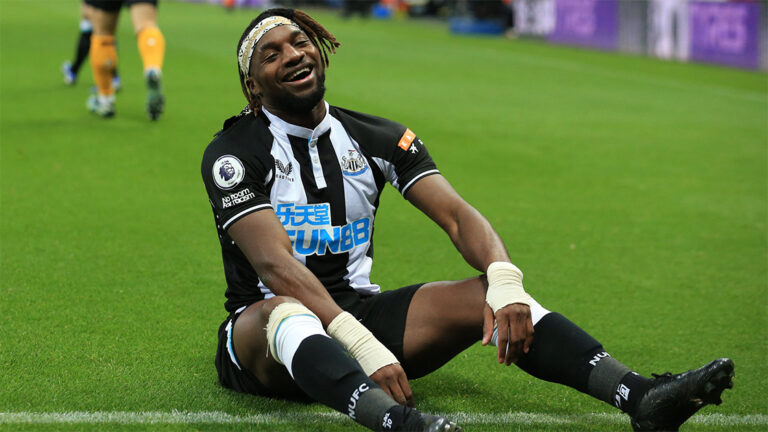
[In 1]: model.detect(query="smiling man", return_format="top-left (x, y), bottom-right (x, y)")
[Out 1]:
top-left (201, 9), bottom-right (734, 432)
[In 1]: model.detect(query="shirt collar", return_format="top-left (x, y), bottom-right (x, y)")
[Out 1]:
top-left (261, 101), bottom-right (331, 141)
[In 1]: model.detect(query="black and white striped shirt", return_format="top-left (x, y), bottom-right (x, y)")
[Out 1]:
top-left (202, 103), bottom-right (439, 313)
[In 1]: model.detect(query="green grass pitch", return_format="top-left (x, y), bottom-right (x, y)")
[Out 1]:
top-left (1, 0), bottom-right (766, 430)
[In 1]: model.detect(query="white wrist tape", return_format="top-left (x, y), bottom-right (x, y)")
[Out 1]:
top-left (327, 311), bottom-right (399, 376)
top-left (486, 261), bottom-right (532, 313)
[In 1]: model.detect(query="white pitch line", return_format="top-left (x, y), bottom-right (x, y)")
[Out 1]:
top-left (1, 411), bottom-right (767, 426)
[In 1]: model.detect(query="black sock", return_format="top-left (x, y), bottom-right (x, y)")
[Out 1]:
top-left (71, 29), bottom-right (92, 74)
top-left (291, 335), bottom-right (414, 431)
top-left (515, 312), bottom-right (606, 393)
top-left (614, 372), bottom-right (651, 416)
top-left (381, 405), bottom-right (425, 431)
top-left (515, 312), bottom-right (650, 415)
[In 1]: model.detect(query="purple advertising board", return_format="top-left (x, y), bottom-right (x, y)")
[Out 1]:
top-left (549, 0), bottom-right (618, 50)
top-left (689, 1), bottom-right (760, 70)
top-left (240, 0), bottom-right (270, 6)
top-left (179, 0), bottom-right (270, 5)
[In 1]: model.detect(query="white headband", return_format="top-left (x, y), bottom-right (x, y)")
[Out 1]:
top-left (238, 16), bottom-right (301, 78)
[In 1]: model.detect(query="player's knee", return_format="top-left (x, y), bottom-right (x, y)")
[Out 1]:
top-left (261, 296), bottom-right (302, 318)
top-left (243, 296), bottom-right (303, 337)
top-left (130, 4), bottom-right (158, 34)
top-left (264, 300), bottom-right (323, 366)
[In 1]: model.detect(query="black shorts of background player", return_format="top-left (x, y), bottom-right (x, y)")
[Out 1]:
top-left (200, 8), bottom-right (735, 432)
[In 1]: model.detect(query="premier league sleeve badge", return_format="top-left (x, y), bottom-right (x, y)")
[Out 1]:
top-left (212, 155), bottom-right (246, 190)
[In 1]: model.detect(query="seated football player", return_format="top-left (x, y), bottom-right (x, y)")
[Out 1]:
top-left (200, 8), bottom-right (734, 432)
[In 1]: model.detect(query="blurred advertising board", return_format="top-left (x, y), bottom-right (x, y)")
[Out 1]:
top-left (515, 0), bottom-right (556, 36)
top-left (648, 0), bottom-right (690, 61)
top-left (688, 1), bottom-right (761, 69)
top-left (181, 0), bottom-right (766, 71)
top-left (548, 0), bottom-right (619, 50)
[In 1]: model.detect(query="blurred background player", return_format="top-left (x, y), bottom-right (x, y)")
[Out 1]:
top-left (61, 1), bottom-right (122, 91)
top-left (85, 0), bottom-right (166, 120)
top-left (502, 0), bottom-right (516, 39)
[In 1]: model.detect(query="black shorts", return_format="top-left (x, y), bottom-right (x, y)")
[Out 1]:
top-left (215, 284), bottom-right (423, 397)
top-left (85, 0), bottom-right (158, 12)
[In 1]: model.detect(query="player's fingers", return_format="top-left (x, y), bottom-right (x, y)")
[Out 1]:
top-left (380, 384), bottom-right (395, 401)
top-left (398, 372), bottom-right (414, 407)
top-left (381, 365), bottom-right (410, 406)
top-left (495, 314), bottom-right (509, 364)
top-left (482, 304), bottom-right (494, 346)
top-left (370, 370), bottom-right (392, 399)
top-left (524, 315), bottom-right (535, 354)
top-left (507, 308), bottom-right (527, 365)
top-left (371, 366), bottom-right (404, 404)
top-left (506, 321), bottom-right (522, 365)
top-left (388, 378), bottom-right (407, 406)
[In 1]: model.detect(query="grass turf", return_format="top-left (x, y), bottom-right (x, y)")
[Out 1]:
top-left (1, 0), bottom-right (766, 430)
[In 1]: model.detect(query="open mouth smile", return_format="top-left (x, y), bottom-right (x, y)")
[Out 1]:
top-left (283, 65), bottom-right (314, 85)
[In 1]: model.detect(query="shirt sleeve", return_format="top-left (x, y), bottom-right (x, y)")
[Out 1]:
top-left (201, 140), bottom-right (273, 231)
top-left (387, 128), bottom-right (439, 196)
top-left (331, 107), bottom-right (439, 197)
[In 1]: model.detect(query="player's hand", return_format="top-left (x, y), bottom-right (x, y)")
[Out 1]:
top-left (370, 363), bottom-right (414, 407)
top-left (482, 303), bottom-right (534, 365)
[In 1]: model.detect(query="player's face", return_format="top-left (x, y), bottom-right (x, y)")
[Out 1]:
top-left (248, 25), bottom-right (326, 114)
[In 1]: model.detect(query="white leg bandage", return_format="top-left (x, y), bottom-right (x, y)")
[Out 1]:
top-left (265, 302), bottom-right (327, 378)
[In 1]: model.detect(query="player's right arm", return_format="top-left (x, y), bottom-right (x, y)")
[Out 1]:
top-left (227, 210), bottom-right (415, 406)
top-left (228, 210), bottom-right (342, 325)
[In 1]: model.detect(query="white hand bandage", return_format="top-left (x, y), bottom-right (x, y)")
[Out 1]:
top-left (486, 261), bottom-right (532, 313)
top-left (327, 311), bottom-right (399, 376)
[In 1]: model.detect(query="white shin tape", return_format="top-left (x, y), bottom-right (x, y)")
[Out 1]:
top-left (265, 302), bottom-right (325, 376)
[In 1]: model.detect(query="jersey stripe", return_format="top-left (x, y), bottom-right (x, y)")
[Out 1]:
top-left (401, 169), bottom-right (440, 196)
top-left (290, 133), bottom-right (353, 295)
top-left (221, 203), bottom-right (273, 230)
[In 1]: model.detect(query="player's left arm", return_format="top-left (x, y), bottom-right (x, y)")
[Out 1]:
top-left (405, 174), bottom-right (534, 366)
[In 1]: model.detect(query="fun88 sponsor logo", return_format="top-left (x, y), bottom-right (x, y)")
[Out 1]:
top-left (275, 203), bottom-right (370, 256)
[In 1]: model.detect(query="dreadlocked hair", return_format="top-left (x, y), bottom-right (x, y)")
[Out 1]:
top-left (236, 8), bottom-right (340, 115)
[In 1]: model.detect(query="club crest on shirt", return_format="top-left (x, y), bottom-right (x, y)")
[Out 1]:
top-left (212, 155), bottom-right (245, 190)
top-left (341, 149), bottom-right (368, 177)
